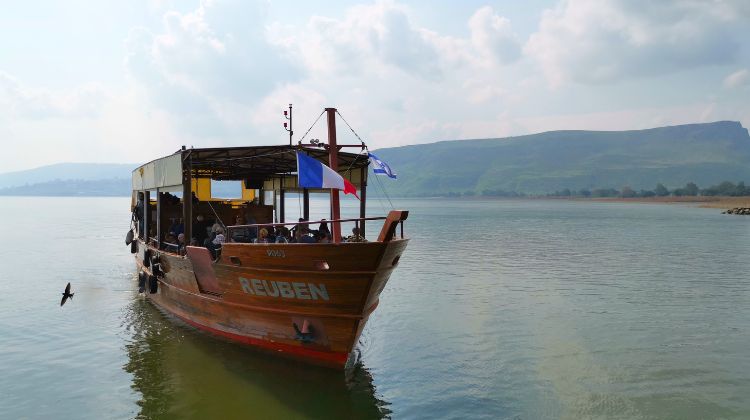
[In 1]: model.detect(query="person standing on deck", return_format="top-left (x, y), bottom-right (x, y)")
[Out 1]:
top-left (194, 214), bottom-right (209, 245)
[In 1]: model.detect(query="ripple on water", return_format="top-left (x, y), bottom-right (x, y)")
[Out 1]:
top-left (2, 198), bottom-right (750, 419)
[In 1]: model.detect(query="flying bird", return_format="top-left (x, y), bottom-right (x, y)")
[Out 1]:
top-left (60, 282), bottom-right (74, 306)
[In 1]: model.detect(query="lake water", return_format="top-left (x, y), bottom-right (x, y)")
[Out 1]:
top-left (1, 197), bottom-right (749, 419)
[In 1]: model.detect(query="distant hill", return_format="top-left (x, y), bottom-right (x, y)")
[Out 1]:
top-left (0, 178), bottom-right (131, 197)
top-left (3, 121), bottom-right (750, 197)
top-left (373, 121), bottom-right (750, 196)
top-left (0, 163), bottom-right (135, 197)
top-left (0, 163), bottom-right (135, 189)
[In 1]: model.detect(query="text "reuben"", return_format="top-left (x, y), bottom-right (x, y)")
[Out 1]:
top-left (238, 277), bottom-right (330, 301)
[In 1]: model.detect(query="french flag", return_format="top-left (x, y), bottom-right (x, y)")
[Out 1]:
top-left (296, 152), bottom-right (359, 199)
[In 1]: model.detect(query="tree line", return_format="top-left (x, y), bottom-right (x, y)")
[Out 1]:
top-left (431, 181), bottom-right (750, 198)
top-left (547, 181), bottom-right (750, 198)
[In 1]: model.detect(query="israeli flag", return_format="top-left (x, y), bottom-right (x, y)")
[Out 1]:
top-left (368, 152), bottom-right (397, 179)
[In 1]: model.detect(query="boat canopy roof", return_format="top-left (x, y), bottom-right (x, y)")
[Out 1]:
top-left (132, 145), bottom-right (369, 192)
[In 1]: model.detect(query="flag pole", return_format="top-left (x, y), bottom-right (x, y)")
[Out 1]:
top-left (326, 107), bottom-right (342, 243)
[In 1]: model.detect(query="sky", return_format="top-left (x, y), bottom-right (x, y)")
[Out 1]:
top-left (0, 0), bottom-right (749, 172)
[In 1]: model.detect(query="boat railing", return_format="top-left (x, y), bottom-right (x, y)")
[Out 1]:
top-left (225, 214), bottom-right (406, 243)
top-left (148, 236), bottom-right (181, 253)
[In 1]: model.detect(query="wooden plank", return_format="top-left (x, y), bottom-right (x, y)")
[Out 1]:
top-left (377, 210), bottom-right (409, 242)
top-left (186, 246), bottom-right (223, 294)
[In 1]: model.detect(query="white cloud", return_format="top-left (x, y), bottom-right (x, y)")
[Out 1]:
top-left (0, 72), bottom-right (107, 119)
top-left (271, 2), bottom-right (523, 80)
top-left (525, 0), bottom-right (748, 86)
top-left (2, 0), bottom-right (749, 173)
top-left (269, 1), bottom-right (442, 80)
top-left (724, 68), bottom-right (749, 88)
top-left (468, 6), bottom-right (521, 66)
top-left (256, 2), bottom-right (527, 148)
top-left (124, 0), bottom-right (301, 137)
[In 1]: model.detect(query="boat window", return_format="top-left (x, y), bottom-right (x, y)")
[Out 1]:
top-left (211, 180), bottom-right (243, 199)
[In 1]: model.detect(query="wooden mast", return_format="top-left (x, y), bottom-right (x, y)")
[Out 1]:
top-left (359, 166), bottom-right (367, 237)
top-left (326, 108), bottom-right (342, 243)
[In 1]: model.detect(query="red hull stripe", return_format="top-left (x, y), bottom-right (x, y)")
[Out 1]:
top-left (171, 312), bottom-right (350, 367)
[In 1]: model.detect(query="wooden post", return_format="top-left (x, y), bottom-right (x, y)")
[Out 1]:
top-left (156, 189), bottom-right (161, 249)
top-left (137, 191), bottom-right (145, 239)
top-left (279, 189), bottom-right (285, 223)
top-left (144, 190), bottom-right (150, 242)
top-left (182, 155), bottom-right (193, 243)
top-left (303, 188), bottom-right (310, 221)
top-left (360, 166), bottom-right (367, 238)
top-left (326, 107), bottom-right (341, 243)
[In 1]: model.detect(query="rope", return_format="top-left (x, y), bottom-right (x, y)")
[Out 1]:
top-left (343, 149), bottom-right (366, 177)
top-left (298, 109), bottom-right (326, 143)
top-left (372, 176), bottom-right (389, 213)
top-left (206, 200), bottom-right (226, 230)
top-left (334, 110), bottom-right (395, 209)
top-left (335, 110), bottom-right (366, 145)
top-left (372, 166), bottom-right (394, 209)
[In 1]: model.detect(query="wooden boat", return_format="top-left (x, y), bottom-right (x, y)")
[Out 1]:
top-left (129, 108), bottom-right (408, 368)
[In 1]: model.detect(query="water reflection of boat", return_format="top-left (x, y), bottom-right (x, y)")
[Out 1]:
top-left (128, 107), bottom-right (409, 368)
top-left (122, 297), bottom-right (390, 419)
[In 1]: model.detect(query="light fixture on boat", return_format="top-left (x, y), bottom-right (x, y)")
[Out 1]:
top-left (314, 260), bottom-right (330, 270)
top-left (283, 104), bottom-right (293, 146)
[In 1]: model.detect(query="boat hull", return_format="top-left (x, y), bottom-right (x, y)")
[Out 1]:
top-left (135, 238), bottom-right (408, 368)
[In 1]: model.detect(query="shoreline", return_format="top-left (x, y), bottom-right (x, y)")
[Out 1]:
top-left (534, 196), bottom-right (750, 209)
top-left (536, 196), bottom-right (750, 208)
top-left (584, 196), bottom-right (750, 208)
top-left (405, 195), bottom-right (749, 209)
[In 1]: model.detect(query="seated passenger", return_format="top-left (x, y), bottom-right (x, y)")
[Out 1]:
top-left (255, 228), bottom-right (270, 243)
top-left (201, 222), bottom-right (220, 248)
top-left (317, 232), bottom-right (331, 244)
top-left (162, 232), bottom-right (178, 252)
top-left (177, 233), bottom-right (186, 255)
top-left (207, 227), bottom-right (225, 259)
top-left (291, 217), bottom-right (306, 237)
top-left (265, 226), bottom-right (277, 242)
top-left (275, 227), bottom-right (291, 243)
top-left (169, 218), bottom-right (184, 236)
top-left (318, 220), bottom-right (331, 239)
top-left (299, 227), bottom-right (317, 244)
top-left (213, 227), bottom-right (225, 245)
top-left (345, 227), bottom-right (367, 242)
top-left (231, 216), bottom-right (251, 243)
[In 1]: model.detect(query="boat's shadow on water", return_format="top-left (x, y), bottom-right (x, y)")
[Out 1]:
top-left (121, 295), bottom-right (390, 419)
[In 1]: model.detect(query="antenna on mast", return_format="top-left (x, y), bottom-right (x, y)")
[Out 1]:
top-left (283, 104), bottom-right (293, 146)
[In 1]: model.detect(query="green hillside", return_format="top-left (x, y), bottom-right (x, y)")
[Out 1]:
top-left (373, 121), bottom-right (750, 196)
